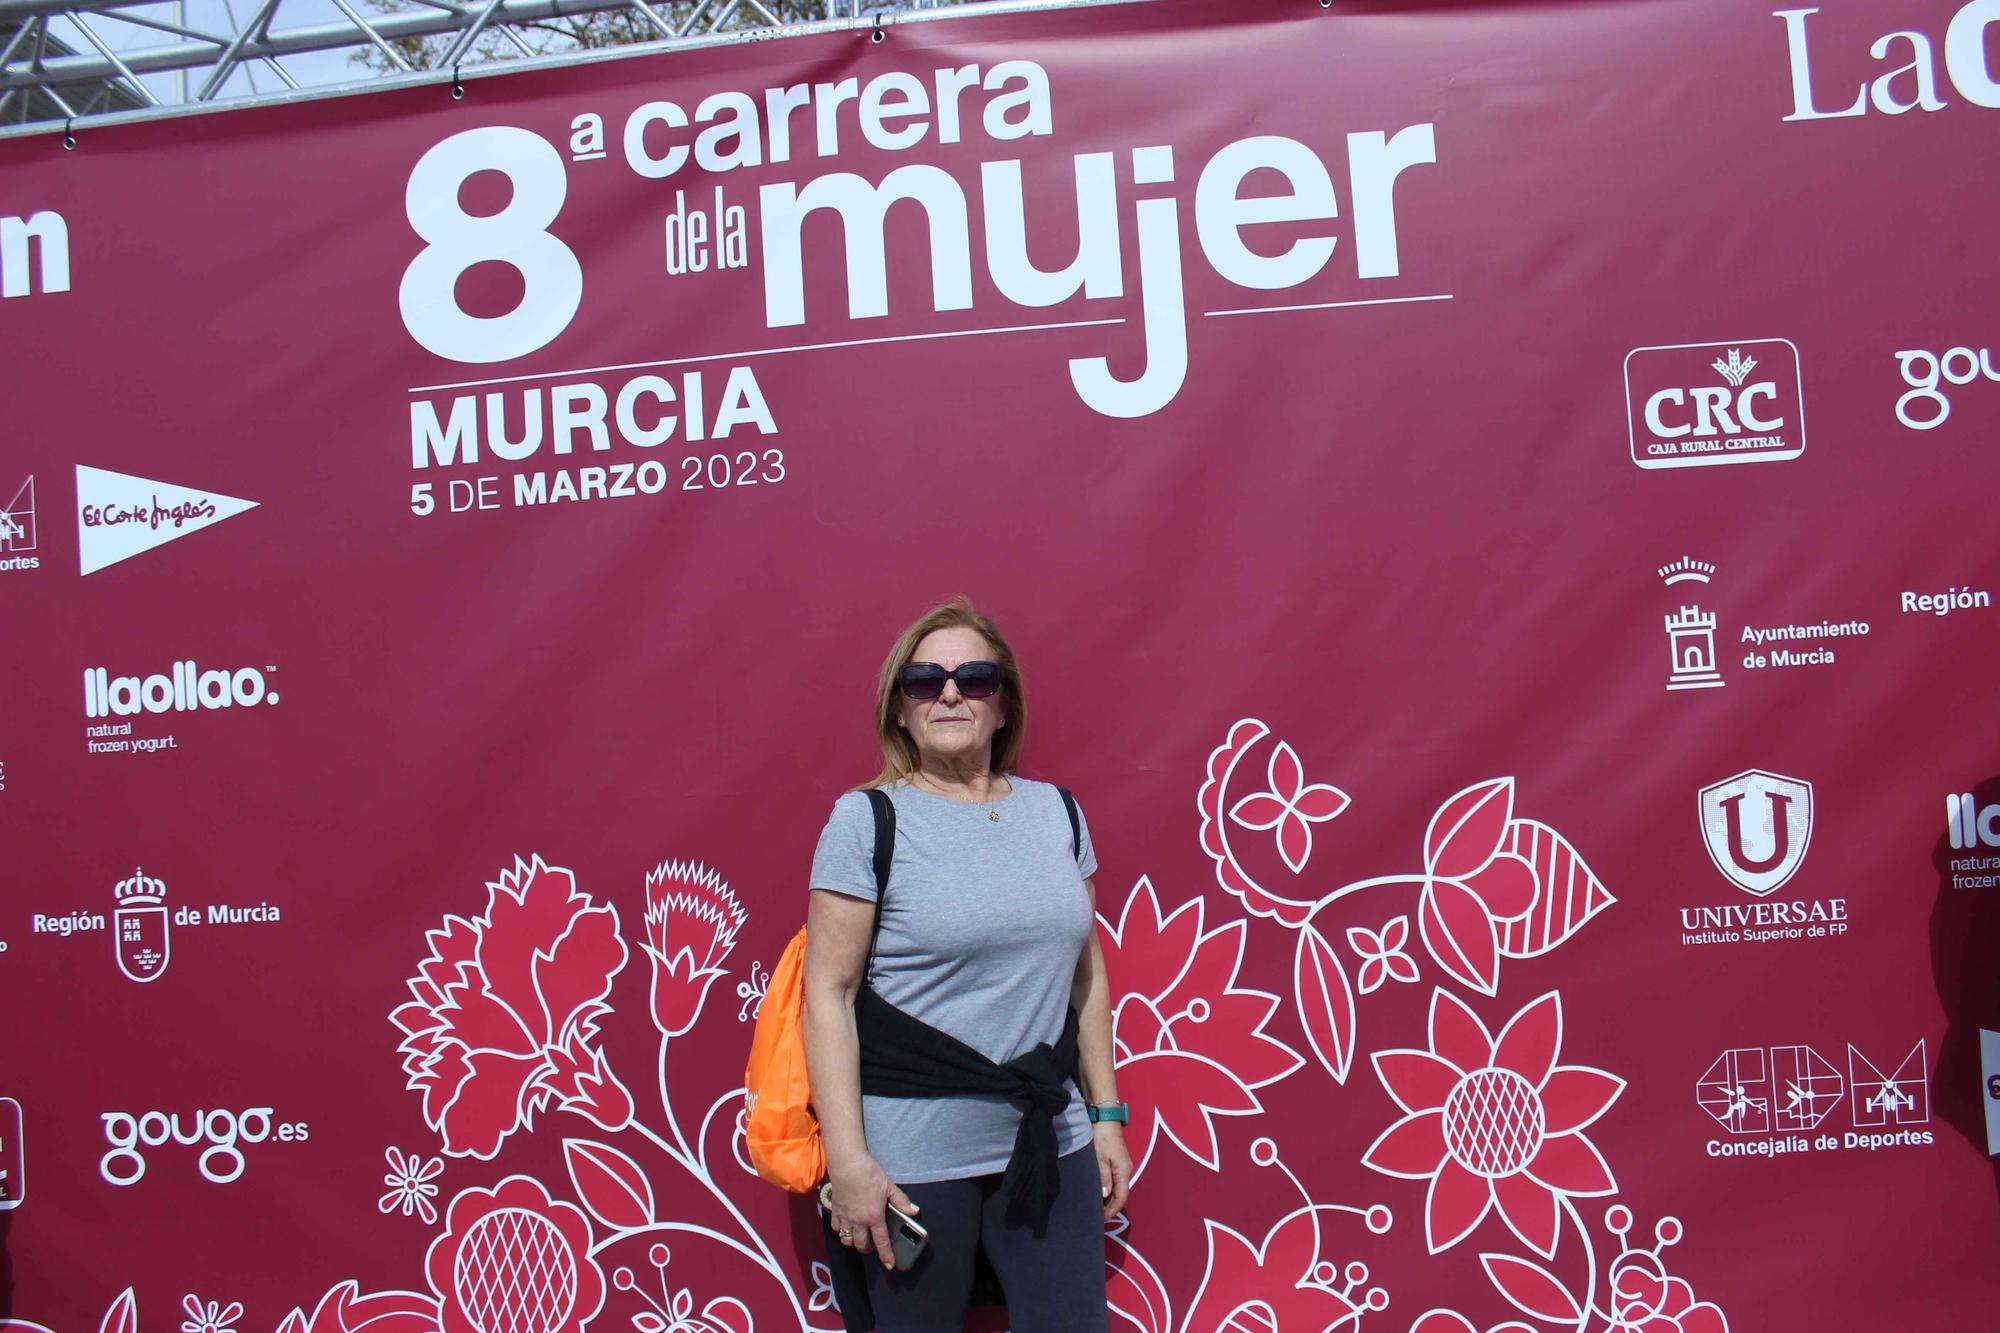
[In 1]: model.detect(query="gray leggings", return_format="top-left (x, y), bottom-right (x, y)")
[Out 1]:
top-left (862, 1144), bottom-right (1110, 1332)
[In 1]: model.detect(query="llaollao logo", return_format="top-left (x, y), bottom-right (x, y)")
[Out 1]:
top-left (84, 661), bottom-right (279, 717)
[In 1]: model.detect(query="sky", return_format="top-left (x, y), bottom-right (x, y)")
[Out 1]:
top-left (35, 0), bottom-right (896, 112)
top-left (46, 0), bottom-right (418, 105)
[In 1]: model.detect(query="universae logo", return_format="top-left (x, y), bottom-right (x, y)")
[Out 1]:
top-left (1698, 769), bottom-right (1813, 896)
top-left (1626, 339), bottom-right (1805, 469)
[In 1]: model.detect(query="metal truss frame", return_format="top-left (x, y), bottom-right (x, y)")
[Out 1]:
top-left (0, 0), bottom-right (1132, 134)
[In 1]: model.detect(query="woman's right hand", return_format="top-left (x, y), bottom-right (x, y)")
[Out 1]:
top-left (825, 1157), bottom-right (920, 1269)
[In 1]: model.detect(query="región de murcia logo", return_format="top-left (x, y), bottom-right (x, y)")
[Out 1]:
top-left (113, 867), bottom-right (171, 983)
top-left (27, 867), bottom-right (284, 974)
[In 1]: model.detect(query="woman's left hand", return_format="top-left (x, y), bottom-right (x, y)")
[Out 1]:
top-left (1093, 1121), bottom-right (1131, 1219)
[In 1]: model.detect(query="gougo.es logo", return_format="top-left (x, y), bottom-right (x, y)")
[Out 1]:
top-left (1895, 344), bottom-right (1998, 430)
top-left (99, 1107), bottom-right (309, 1185)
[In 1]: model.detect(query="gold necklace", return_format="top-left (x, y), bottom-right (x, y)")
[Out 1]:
top-left (920, 772), bottom-right (1003, 821)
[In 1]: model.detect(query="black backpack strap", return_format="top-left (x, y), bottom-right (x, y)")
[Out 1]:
top-left (1056, 785), bottom-right (1081, 863)
top-left (863, 787), bottom-right (895, 982)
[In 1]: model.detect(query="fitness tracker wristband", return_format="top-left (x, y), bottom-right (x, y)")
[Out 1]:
top-left (1086, 1101), bottom-right (1130, 1124)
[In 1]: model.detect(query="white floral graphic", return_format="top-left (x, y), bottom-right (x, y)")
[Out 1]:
top-left (178, 1297), bottom-right (242, 1333)
top-left (377, 1146), bottom-right (444, 1225)
top-left (1226, 739), bottom-right (1350, 874)
top-left (1347, 916), bottom-right (1420, 995)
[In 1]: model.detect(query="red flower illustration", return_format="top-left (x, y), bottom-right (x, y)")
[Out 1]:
top-left (642, 859), bottom-right (746, 1039)
top-left (1100, 877), bottom-right (1303, 1180)
top-left (276, 1283), bottom-right (440, 1333)
top-left (1184, 1209), bottom-right (1372, 1333)
top-left (1407, 1314), bottom-right (1480, 1333)
top-left (1227, 740), bottom-right (1350, 875)
top-left (1200, 720), bottom-right (1320, 926)
top-left (1347, 916), bottom-right (1419, 995)
top-left (1611, 1264), bottom-right (1728, 1333)
top-left (1362, 989), bottom-right (1622, 1257)
top-left (393, 855), bottom-right (633, 1159)
top-left (427, 1176), bottom-right (605, 1333)
top-left (1418, 779), bottom-right (1540, 996)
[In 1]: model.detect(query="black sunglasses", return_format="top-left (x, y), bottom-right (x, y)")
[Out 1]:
top-left (898, 660), bottom-right (1003, 701)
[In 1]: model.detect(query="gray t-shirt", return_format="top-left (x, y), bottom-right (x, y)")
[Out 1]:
top-left (809, 775), bottom-right (1098, 1183)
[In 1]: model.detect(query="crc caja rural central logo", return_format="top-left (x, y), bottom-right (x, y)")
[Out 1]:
top-left (1626, 339), bottom-right (1805, 469)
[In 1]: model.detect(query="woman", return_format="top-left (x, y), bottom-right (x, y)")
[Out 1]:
top-left (803, 598), bottom-right (1130, 1332)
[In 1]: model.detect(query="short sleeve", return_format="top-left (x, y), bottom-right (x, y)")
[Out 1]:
top-left (809, 790), bottom-right (880, 902)
top-left (1072, 792), bottom-right (1099, 881)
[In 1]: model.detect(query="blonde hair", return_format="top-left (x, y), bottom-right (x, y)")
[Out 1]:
top-left (862, 597), bottom-right (1026, 788)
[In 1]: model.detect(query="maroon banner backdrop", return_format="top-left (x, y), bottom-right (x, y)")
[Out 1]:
top-left (5, 0), bottom-right (2000, 1329)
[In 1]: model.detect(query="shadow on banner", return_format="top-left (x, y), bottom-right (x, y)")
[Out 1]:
top-left (1930, 773), bottom-right (2000, 1208)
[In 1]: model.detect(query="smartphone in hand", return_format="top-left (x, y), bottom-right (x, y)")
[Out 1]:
top-left (820, 1182), bottom-right (931, 1270)
top-left (884, 1198), bottom-right (929, 1270)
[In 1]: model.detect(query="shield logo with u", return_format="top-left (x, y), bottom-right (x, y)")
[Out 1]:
top-left (1698, 769), bottom-right (1813, 896)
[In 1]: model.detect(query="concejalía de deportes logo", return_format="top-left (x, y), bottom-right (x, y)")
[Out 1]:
top-left (1695, 1040), bottom-right (1932, 1159)
top-left (99, 1107), bottom-right (309, 1185)
top-left (1, 475), bottom-right (38, 571)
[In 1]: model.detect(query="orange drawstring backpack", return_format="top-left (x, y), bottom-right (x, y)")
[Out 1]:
top-left (743, 790), bottom-right (896, 1192)
top-left (742, 924), bottom-right (821, 1190)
